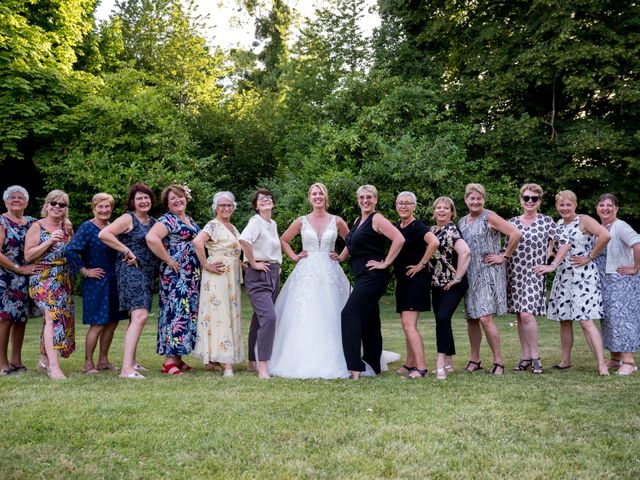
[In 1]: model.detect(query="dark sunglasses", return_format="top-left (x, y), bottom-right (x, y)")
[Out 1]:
top-left (521, 195), bottom-right (540, 203)
top-left (49, 201), bottom-right (68, 208)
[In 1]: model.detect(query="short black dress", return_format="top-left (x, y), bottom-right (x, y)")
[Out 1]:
top-left (393, 220), bottom-right (431, 313)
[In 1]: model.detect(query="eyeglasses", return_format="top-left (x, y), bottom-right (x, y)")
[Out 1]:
top-left (49, 201), bottom-right (68, 208)
top-left (217, 203), bottom-right (234, 210)
top-left (257, 195), bottom-right (272, 203)
top-left (521, 195), bottom-right (540, 203)
top-left (396, 201), bottom-right (415, 207)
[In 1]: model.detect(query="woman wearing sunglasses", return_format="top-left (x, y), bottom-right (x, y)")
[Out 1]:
top-left (24, 190), bottom-right (75, 379)
top-left (506, 184), bottom-right (570, 374)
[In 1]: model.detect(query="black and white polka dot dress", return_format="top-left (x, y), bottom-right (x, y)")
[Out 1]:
top-left (507, 214), bottom-right (567, 315)
top-left (547, 216), bottom-right (603, 321)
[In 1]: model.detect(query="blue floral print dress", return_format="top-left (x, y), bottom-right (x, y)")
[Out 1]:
top-left (156, 212), bottom-right (201, 356)
top-left (0, 214), bottom-right (36, 323)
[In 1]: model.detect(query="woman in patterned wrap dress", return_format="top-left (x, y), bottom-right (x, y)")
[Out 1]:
top-left (547, 190), bottom-right (610, 375)
top-left (459, 183), bottom-right (522, 375)
top-left (25, 190), bottom-right (75, 380)
top-left (507, 184), bottom-right (571, 375)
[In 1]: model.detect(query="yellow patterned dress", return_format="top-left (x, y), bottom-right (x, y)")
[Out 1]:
top-left (28, 223), bottom-right (75, 357)
top-left (194, 219), bottom-right (243, 364)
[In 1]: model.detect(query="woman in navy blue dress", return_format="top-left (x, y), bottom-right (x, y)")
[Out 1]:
top-left (338, 185), bottom-right (405, 380)
top-left (99, 182), bottom-right (157, 379)
top-left (66, 193), bottom-right (127, 374)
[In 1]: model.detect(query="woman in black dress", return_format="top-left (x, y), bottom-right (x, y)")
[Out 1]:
top-left (393, 191), bottom-right (439, 378)
top-left (337, 185), bottom-right (405, 380)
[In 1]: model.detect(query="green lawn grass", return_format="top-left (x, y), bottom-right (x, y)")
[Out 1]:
top-left (1, 294), bottom-right (638, 479)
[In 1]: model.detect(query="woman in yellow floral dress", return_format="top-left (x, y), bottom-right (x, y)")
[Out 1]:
top-left (24, 190), bottom-right (75, 380)
top-left (193, 192), bottom-right (243, 376)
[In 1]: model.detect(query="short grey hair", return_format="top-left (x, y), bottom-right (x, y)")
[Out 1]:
top-left (396, 191), bottom-right (417, 204)
top-left (3, 185), bottom-right (29, 202)
top-left (212, 191), bottom-right (236, 214)
top-left (356, 184), bottom-right (378, 198)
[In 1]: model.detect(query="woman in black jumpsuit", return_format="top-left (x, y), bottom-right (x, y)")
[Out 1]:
top-left (337, 185), bottom-right (405, 380)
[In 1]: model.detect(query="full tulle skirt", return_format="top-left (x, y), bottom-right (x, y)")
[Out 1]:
top-left (270, 252), bottom-right (351, 379)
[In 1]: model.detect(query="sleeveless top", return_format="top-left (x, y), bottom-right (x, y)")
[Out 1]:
top-left (346, 213), bottom-right (387, 275)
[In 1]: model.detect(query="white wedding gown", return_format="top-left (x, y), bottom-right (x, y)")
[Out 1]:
top-left (269, 215), bottom-right (399, 379)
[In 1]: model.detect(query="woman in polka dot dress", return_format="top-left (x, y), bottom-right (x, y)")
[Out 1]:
top-left (507, 184), bottom-right (570, 374)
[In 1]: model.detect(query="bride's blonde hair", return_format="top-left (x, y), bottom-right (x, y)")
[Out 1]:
top-left (308, 182), bottom-right (330, 207)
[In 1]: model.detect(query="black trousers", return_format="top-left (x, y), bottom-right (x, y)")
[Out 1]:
top-left (341, 266), bottom-right (390, 373)
top-left (431, 279), bottom-right (468, 356)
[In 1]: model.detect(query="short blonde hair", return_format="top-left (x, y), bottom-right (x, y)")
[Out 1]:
top-left (555, 190), bottom-right (577, 205)
top-left (432, 196), bottom-right (457, 220)
top-left (465, 183), bottom-right (486, 199)
top-left (41, 190), bottom-right (69, 218)
top-left (356, 184), bottom-right (378, 198)
top-left (520, 183), bottom-right (543, 197)
top-left (92, 192), bottom-right (115, 209)
top-left (308, 183), bottom-right (330, 207)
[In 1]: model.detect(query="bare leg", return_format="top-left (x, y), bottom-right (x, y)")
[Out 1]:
top-left (0, 321), bottom-right (11, 371)
top-left (120, 308), bottom-right (148, 378)
top-left (467, 318), bottom-right (482, 363)
top-left (479, 314), bottom-right (502, 365)
top-left (9, 322), bottom-right (26, 368)
top-left (557, 320), bottom-right (574, 368)
top-left (517, 312), bottom-right (538, 359)
top-left (84, 325), bottom-right (104, 371)
top-left (257, 360), bottom-right (270, 379)
top-left (96, 321), bottom-right (118, 370)
top-left (43, 311), bottom-right (65, 379)
top-left (401, 311), bottom-right (426, 371)
top-left (578, 320), bottom-right (608, 374)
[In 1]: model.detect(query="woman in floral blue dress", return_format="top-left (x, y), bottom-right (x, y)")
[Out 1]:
top-left (25, 190), bottom-right (75, 380)
top-left (0, 186), bottom-right (39, 375)
top-left (146, 185), bottom-right (201, 375)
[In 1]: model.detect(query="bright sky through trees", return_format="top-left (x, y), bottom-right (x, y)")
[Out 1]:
top-left (95, 0), bottom-right (380, 49)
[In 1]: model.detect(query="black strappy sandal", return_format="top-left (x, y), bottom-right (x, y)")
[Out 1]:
top-left (489, 363), bottom-right (504, 375)
top-left (513, 359), bottom-right (532, 371)
top-left (531, 357), bottom-right (543, 374)
top-left (464, 360), bottom-right (483, 372)
top-left (396, 364), bottom-right (415, 376)
top-left (407, 368), bottom-right (428, 379)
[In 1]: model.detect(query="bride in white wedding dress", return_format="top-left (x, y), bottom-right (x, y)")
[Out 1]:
top-left (269, 183), bottom-right (399, 379)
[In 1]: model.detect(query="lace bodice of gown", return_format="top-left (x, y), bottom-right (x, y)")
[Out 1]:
top-left (300, 215), bottom-right (336, 253)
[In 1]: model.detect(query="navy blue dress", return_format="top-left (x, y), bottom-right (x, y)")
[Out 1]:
top-left (66, 221), bottom-right (127, 325)
top-left (116, 213), bottom-right (157, 312)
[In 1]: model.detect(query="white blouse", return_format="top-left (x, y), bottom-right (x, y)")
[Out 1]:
top-left (239, 214), bottom-right (282, 264)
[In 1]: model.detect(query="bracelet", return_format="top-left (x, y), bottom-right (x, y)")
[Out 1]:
top-left (502, 253), bottom-right (510, 259)
top-left (123, 249), bottom-right (131, 256)
top-left (81, 268), bottom-right (88, 277)
top-left (587, 253), bottom-right (594, 261)
top-left (13, 263), bottom-right (21, 272)
top-left (454, 276), bottom-right (462, 282)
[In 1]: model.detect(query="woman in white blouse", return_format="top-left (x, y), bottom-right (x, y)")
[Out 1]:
top-left (239, 189), bottom-right (282, 379)
top-left (594, 193), bottom-right (640, 375)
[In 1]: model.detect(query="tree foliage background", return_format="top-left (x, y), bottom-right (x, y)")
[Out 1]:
top-left (1, 0), bottom-right (638, 231)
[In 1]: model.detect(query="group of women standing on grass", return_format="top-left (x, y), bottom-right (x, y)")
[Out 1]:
top-left (0, 181), bottom-right (638, 380)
